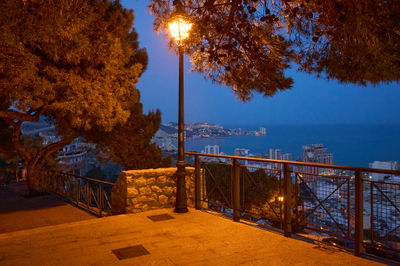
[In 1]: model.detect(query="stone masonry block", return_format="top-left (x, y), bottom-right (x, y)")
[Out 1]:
top-left (134, 177), bottom-right (147, 187)
top-left (126, 177), bottom-right (135, 185)
top-left (149, 193), bottom-right (158, 201)
top-left (139, 187), bottom-right (152, 195)
top-left (146, 178), bottom-right (156, 185)
top-left (140, 204), bottom-right (150, 212)
top-left (151, 185), bottom-right (163, 193)
top-left (126, 206), bottom-right (142, 214)
top-left (168, 196), bottom-right (176, 205)
top-left (137, 195), bottom-right (150, 203)
top-left (129, 197), bottom-right (139, 205)
top-left (163, 186), bottom-right (175, 195)
top-left (158, 195), bottom-right (168, 205)
top-left (157, 175), bottom-right (167, 184)
top-left (133, 203), bottom-right (143, 209)
top-left (127, 187), bottom-right (139, 196)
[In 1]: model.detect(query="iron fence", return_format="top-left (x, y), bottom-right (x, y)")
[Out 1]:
top-left (295, 172), bottom-right (353, 241)
top-left (41, 170), bottom-right (114, 217)
top-left (240, 165), bottom-right (283, 228)
top-left (201, 161), bottom-right (233, 214)
top-left (364, 179), bottom-right (400, 260)
top-left (186, 152), bottom-right (400, 261)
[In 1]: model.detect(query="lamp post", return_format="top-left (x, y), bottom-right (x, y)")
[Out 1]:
top-left (168, 10), bottom-right (192, 213)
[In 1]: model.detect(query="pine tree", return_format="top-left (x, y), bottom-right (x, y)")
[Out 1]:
top-left (0, 0), bottom-right (165, 193)
top-left (83, 103), bottom-right (172, 170)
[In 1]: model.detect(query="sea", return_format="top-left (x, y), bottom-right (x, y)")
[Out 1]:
top-left (185, 124), bottom-right (400, 168)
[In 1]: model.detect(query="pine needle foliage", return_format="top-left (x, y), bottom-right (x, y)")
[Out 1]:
top-left (0, 0), bottom-right (166, 192)
top-left (150, 0), bottom-right (399, 100)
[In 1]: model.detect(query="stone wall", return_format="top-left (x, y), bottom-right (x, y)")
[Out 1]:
top-left (111, 167), bottom-right (196, 214)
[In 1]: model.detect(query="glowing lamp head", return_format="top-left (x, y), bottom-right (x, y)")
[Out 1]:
top-left (168, 15), bottom-right (192, 42)
top-left (278, 196), bottom-right (284, 202)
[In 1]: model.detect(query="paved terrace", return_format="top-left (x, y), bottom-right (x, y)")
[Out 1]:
top-left (0, 184), bottom-right (385, 265)
top-left (0, 183), bottom-right (95, 234)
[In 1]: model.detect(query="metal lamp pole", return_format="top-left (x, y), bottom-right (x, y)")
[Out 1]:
top-left (168, 4), bottom-right (191, 213)
top-left (174, 44), bottom-right (188, 213)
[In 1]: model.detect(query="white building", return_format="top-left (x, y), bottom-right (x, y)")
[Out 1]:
top-left (268, 149), bottom-right (281, 160)
top-left (368, 160), bottom-right (400, 181)
top-left (302, 144), bottom-right (333, 178)
top-left (268, 148), bottom-right (281, 169)
top-left (259, 127), bottom-right (266, 135)
top-left (234, 148), bottom-right (250, 157)
top-left (302, 144), bottom-right (333, 165)
top-left (203, 145), bottom-right (221, 155)
top-left (281, 153), bottom-right (293, 161)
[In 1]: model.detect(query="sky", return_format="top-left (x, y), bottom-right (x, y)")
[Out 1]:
top-left (123, 1), bottom-right (400, 126)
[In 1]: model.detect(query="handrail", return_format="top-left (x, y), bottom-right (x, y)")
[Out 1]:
top-left (42, 170), bottom-right (114, 216)
top-left (46, 170), bottom-right (115, 186)
top-left (186, 152), bottom-right (400, 260)
top-left (185, 152), bottom-right (400, 175)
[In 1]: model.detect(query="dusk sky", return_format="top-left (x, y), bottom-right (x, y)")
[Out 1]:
top-left (124, 1), bottom-right (400, 126)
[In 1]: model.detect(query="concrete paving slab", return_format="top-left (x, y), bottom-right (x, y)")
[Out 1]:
top-left (0, 208), bottom-right (385, 266)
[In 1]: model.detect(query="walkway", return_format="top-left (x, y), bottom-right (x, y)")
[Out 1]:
top-left (0, 205), bottom-right (384, 265)
top-left (0, 182), bottom-right (95, 234)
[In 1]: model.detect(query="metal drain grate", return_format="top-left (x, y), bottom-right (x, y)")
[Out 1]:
top-left (112, 245), bottom-right (150, 260)
top-left (147, 213), bottom-right (174, 222)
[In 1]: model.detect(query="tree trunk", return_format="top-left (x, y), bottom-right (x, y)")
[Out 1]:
top-left (5, 116), bottom-right (72, 195)
top-left (25, 162), bottom-right (45, 196)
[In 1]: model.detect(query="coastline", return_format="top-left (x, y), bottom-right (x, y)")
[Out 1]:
top-left (185, 124), bottom-right (400, 168)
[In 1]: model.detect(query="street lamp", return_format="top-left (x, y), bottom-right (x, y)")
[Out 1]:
top-left (168, 9), bottom-right (192, 213)
top-left (168, 15), bottom-right (192, 42)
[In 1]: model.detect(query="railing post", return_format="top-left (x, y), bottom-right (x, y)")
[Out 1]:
top-left (232, 159), bottom-right (240, 222)
top-left (75, 178), bottom-right (79, 204)
top-left (86, 182), bottom-right (90, 209)
top-left (98, 184), bottom-right (102, 216)
top-left (347, 180), bottom-right (351, 239)
top-left (370, 181), bottom-right (374, 245)
top-left (195, 155), bottom-right (201, 210)
top-left (55, 173), bottom-right (58, 193)
top-left (283, 163), bottom-right (292, 237)
top-left (355, 170), bottom-right (364, 256)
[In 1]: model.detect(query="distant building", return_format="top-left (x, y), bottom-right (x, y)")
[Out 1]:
top-left (259, 127), bottom-right (266, 135)
top-left (281, 153), bottom-right (293, 161)
top-left (302, 144), bottom-right (333, 178)
top-left (368, 160), bottom-right (400, 181)
top-left (267, 149), bottom-right (293, 169)
top-left (302, 144), bottom-right (333, 164)
top-left (192, 122), bottom-right (223, 129)
top-left (268, 148), bottom-right (281, 169)
top-left (39, 130), bottom-right (88, 176)
top-left (234, 148), bottom-right (250, 157)
top-left (233, 148), bottom-right (252, 166)
top-left (203, 145), bottom-right (221, 155)
top-left (268, 149), bottom-right (281, 160)
top-left (58, 140), bottom-right (88, 176)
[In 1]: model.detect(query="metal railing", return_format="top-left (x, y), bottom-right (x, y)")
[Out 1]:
top-left (186, 152), bottom-right (400, 260)
top-left (41, 170), bottom-right (114, 217)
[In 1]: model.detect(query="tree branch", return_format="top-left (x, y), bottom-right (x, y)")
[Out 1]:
top-left (34, 138), bottom-right (71, 169)
top-left (5, 119), bottom-right (32, 161)
top-left (216, 0), bottom-right (237, 49)
top-left (0, 109), bottom-right (42, 122)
